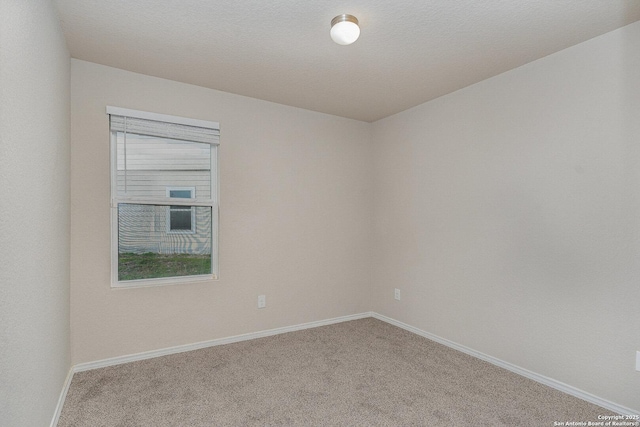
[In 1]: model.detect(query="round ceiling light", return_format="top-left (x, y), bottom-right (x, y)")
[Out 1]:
top-left (330, 14), bottom-right (360, 45)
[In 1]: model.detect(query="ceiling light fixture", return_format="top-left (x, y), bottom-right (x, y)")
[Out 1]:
top-left (330, 14), bottom-right (360, 45)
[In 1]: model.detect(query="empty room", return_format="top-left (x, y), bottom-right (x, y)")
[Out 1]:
top-left (1, 1), bottom-right (640, 426)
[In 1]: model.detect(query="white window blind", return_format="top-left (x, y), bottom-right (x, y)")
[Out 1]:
top-left (109, 115), bottom-right (219, 145)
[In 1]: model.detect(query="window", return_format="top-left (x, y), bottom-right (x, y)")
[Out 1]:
top-left (166, 187), bottom-right (196, 233)
top-left (109, 107), bottom-right (219, 287)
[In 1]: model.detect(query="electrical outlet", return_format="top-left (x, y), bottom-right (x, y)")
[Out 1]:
top-left (636, 351), bottom-right (640, 372)
top-left (394, 288), bottom-right (401, 301)
top-left (258, 295), bottom-right (266, 309)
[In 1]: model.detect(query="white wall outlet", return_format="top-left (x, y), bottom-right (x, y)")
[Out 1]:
top-left (636, 351), bottom-right (640, 372)
top-left (394, 288), bottom-right (401, 301)
top-left (258, 295), bottom-right (266, 309)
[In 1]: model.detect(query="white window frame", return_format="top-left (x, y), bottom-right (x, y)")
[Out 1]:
top-left (166, 187), bottom-right (196, 234)
top-left (108, 106), bottom-right (219, 288)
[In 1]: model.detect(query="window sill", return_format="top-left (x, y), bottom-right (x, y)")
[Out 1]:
top-left (111, 273), bottom-right (218, 289)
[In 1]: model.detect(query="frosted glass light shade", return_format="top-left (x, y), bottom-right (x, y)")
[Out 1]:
top-left (330, 15), bottom-right (360, 45)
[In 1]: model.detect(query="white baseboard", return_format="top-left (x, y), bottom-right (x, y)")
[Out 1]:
top-left (73, 312), bottom-right (372, 373)
top-left (371, 312), bottom-right (639, 416)
top-left (50, 367), bottom-right (74, 427)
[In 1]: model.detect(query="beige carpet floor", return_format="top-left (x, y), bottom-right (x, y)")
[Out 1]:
top-left (58, 318), bottom-right (610, 426)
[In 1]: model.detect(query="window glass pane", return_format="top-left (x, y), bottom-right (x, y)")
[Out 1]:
top-left (118, 203), bottom-right (211, 281)
top-left (169, 189), bottom-right (192, 199)
top-left (116, 133), bottom-right (211, 200)
top-left (170, 209), bottom-right (192, 230)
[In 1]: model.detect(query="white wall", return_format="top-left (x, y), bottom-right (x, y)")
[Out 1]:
top-left (0, 1), bottom-right (71, 426)
top-left (372, 21), bottom-right (640, 411)
top-left (70, 60), bottom-right (373, 364)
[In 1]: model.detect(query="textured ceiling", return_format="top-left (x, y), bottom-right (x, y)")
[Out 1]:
top-left (55, 0), bottom-right (640, 122)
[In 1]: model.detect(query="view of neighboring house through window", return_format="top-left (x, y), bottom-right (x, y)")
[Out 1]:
top-left (109, 107), bottom-right (219, 287)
